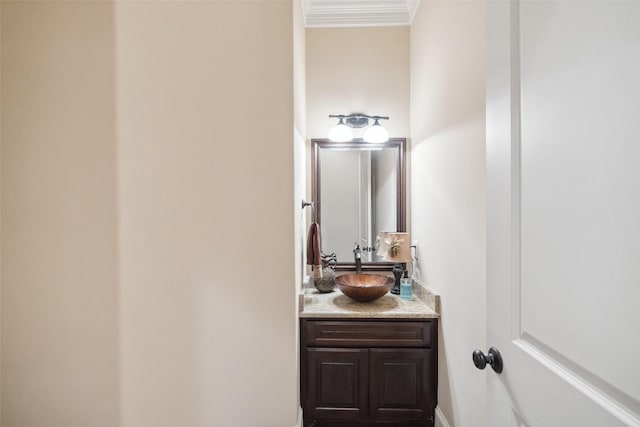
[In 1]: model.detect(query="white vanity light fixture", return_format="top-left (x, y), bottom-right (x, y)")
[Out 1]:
top-left (328, 114), bottom-right (390, 143)
top-left (363, 119), bottom-right (389, 143)
top-left (327, 117), bottom-right (353, 142)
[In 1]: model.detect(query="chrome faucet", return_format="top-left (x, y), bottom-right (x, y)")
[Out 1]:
top-left (353, 243), bottom-right (362, 274)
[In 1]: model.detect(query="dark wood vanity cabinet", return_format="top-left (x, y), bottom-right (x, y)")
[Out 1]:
top-left (300, 318), bottom-right (438, 427)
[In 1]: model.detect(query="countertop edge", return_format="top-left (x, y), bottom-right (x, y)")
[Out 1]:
top-left (299, 276), bottom-right (440, 319)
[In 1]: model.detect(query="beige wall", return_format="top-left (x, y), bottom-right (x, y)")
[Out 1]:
top-left (410, 2), bottom-right (487, 427)
top-left (2, 1), bottom-right (298, 426)
top-left (1, 2), bottom-right (119, 426)
top-left (293, 2), bottom-right (306, 422)
top-left (294, 0), bottom-right (307, 290)
top-left (0, 4), bottom-right (3, 421)
top-left (306, 26), bottom-right (410, 140)
top-left (115, 2), bottom-right (296, 426)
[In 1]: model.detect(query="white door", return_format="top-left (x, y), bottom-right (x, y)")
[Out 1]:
top-left (485, 1), bottom-right (640, 426)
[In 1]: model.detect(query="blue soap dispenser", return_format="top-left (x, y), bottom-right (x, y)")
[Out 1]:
top-left (400, 271), bottom-right (412, 300)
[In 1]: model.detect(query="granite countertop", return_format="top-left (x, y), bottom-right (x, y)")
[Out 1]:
top-left (299, 280), bottom-right (439, 319)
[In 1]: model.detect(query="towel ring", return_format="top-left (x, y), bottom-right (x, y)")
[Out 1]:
top-left (302, 200), bottom-right (316, 223)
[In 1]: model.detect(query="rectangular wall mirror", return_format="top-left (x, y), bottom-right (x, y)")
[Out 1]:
top-left (311, 138), bottom-right (406, 271)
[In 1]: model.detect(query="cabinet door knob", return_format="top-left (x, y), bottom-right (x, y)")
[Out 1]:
top-left (472, 346), bottom-right (503, 373)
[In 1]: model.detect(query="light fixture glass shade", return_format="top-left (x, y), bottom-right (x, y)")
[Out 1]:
top-left (328, 118), bottom-right (353, 142)
top-left (363, 119), bottom-right (389, 143)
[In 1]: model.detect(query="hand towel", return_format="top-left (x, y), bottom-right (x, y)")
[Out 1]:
top-left (306, 222), bottom-right (322, 274)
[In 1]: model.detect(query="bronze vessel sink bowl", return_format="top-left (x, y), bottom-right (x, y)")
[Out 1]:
top-left (335, 273), bottom-right (394, 302)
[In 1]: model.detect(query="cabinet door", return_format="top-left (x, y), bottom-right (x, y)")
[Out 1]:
top-left (305, 348), bottom-right (368, 420)
top-left (369, 348), bottom-right (435, 421)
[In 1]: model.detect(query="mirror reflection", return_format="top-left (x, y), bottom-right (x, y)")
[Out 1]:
top-left (311, 138), bottom-right (406, 270)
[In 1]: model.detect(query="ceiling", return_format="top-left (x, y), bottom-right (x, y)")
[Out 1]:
top-left (302, 0), bottom-right (420, 27)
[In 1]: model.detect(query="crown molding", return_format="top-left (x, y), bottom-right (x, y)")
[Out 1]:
top-left (303, 0), bottom-right (421, 28)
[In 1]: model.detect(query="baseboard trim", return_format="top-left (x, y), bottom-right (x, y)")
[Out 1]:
top-left (294, 407), bottom-right (303, 427)
top-left (435, 406), bottom-right (452, 427)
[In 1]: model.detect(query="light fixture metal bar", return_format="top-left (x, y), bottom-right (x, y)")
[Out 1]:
top-left (329, 113), bottom-right (389, 128)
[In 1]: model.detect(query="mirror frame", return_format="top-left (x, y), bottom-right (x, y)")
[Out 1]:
top-left (311, 138), bottom-right (407, 271)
